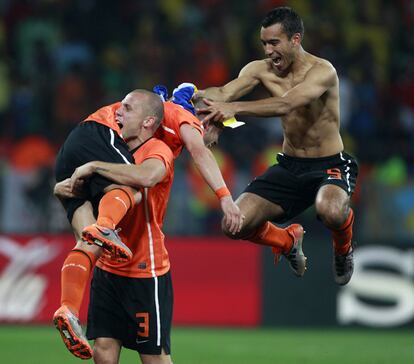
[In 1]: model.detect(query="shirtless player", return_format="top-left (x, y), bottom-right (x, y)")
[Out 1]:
top-left (198, 6), bottom-right (358, 285)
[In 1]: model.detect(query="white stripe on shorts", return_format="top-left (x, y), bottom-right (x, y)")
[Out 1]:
top-left (109, 129), bottom-right (131, 164)
top-left (143, 188), bottom-right (161, 346)
top-left (340, 152), bottom-right (351, 193)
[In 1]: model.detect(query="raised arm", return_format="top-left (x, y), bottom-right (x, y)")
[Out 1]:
top-left (180, 123), bottom-right (244, 234)
top-left (200, 62), bottom-right (337, 122)
top-left (235, 62), bottom-right (337, 116)
top-left (70, 159), bottom-right (166, 191)
top-left (197, 61), bottom-right (262, 102)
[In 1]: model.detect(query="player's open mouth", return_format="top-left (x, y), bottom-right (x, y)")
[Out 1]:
top-left (272, 56), bottom-right (282, 66)
top-left (116, 120), bottom-right (123, 129)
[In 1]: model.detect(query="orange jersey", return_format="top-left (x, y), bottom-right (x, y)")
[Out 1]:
top-left (155, 101), bottom-right (204, 158)
top-left (97, 138), bottom-right (174, 278)
top-left (83, 102), bottom-right (122, 136)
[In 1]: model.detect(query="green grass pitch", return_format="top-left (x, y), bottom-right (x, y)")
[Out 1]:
top-left (1, 325), bottom-right (413, 364)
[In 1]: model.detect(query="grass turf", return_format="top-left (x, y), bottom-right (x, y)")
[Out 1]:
top-left (1, 325), bottom-right (413, 364)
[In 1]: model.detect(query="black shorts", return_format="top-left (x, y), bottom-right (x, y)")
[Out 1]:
top-left (244, 152), bottom-right (358, 222)
top-left (86, 267), bottom-right (173, 355)
top-left (55, 121), bottom-right (134, 222)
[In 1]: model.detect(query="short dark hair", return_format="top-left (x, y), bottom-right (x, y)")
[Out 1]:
top-left (261, 7), bottom-right (304, 39)
top-left (131, 89), bottom-right (164, 127)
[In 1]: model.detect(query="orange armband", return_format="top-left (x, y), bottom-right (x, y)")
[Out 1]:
top-left (215, 186), bottom-right (231, 199)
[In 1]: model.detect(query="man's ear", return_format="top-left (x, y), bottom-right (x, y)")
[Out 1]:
top-left (143, 116), bottom-right (156, 128)
top-left (291, 33), bottom-right (301, 46)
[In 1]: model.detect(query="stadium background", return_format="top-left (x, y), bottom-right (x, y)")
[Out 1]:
top-left (0, 0), bottom-right (413, 363)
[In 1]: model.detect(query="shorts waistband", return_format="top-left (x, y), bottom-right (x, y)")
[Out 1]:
top-left (277, 152), bottom-right (347, 162)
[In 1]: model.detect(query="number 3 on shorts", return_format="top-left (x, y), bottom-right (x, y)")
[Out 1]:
top-left (136, 312), bottom-right (149, 337)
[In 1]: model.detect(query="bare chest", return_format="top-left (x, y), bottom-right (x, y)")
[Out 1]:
top-left (261, 71), bottom-right (306, 98)
top-left (264, 73), bottom-right (323, 121)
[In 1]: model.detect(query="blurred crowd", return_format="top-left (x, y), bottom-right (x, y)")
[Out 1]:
top-left (0, 0), bottom-right (413, 241)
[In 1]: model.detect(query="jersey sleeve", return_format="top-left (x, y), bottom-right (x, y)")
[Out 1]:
top-left (164, 101), bottom-right (203, 136)
top-left (135, 139), bottom-right (174, 176)
top-left (175, 106), bottom-right (204, 136)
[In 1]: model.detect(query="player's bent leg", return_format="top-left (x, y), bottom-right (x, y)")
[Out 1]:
top-left (315, 184), bottom-right (350, 228)
top-left (222, 192), bottom-right (307, 276)
top-left (59, 201), bottom-right (101, 315)
top-left (93, 338), bottom-right (121, 364)
top-left (53, 305), bottom-right (93, 360)
top-left (54, 247), bottom-right (98, 359)
top-left (54, 201), bottom-right (98, 359)
top-left (54, 203), bottom-right (106, 360)
top-left (82, 186), bottom-right (140, 262)
top-left (222, 192), bottom-right (284, 239)
top-left (315, 184), bottom-right (355, 285)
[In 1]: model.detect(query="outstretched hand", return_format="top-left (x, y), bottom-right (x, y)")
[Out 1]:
top-left (198, 99), bottom-right (236, 125)
top-left (220, 196), bottom-right (245, 235)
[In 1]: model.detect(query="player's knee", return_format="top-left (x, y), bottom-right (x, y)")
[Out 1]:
top-left (221, 219), bottom-right (236, 239)
top-left (93, 348), bottom-right (116, 364)
top-left (93, 340), bottom-right (120, 364)
top-left (221, 218), bottom-right (253, 240)
top-left (316, 202), bottom-right (348, 229)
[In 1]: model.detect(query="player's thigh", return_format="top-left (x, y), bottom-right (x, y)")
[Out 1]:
top-left (93, 337), bottom-right (122, 364)
top-left (140, 349), bottom-right (173, 364)
top-left (236, 192), bottom-right (285, 229)
top-left (314, 151), bottom-right (358, 217)
top-left (315, 184), bottom-right (350, 224)
top-left (57, 122), bottom-right (134, 199)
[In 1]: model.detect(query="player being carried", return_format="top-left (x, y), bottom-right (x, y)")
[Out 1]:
top-left (197, 6), bottom-right (358, 285)
top-left (53, 85), bottom-right (243, 360)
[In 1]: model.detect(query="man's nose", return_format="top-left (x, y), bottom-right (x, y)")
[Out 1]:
top-left (264, 44), bottom-right (273, 56)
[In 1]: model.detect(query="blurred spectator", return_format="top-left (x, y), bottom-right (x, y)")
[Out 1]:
top-left (52, 64), bottom-right (90, 143)
top-left (1, 135), bottom-right (56, 233)
top-left (0, 0), bottom-right (413, 240)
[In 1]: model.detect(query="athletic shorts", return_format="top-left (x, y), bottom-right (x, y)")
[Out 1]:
top-left (244, 152), bottom-right (358, 222)
top-left (55, 121), bottom-right (134, 222)
top-left (86, 267), bottom-right (173, 355)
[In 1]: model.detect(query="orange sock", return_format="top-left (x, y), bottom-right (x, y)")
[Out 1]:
top-left (247, 222), bottom-right (293, 254)
top-left (97, 187), bottom-right (135, 229)
top-left (332, 208), bottom-right (354, 255)
top-left (61, 249), bottom-right (98, 316)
